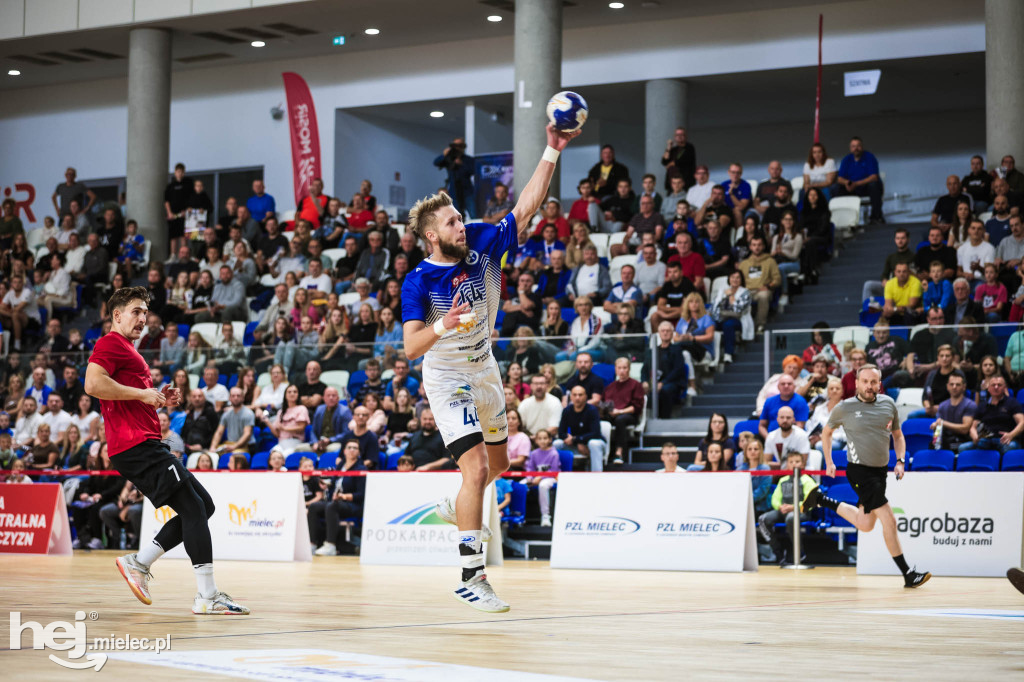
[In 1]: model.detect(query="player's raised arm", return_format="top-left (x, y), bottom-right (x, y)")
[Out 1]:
top-left (511, 124), bottom-right (581, 243)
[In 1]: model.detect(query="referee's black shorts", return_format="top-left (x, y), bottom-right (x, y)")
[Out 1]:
top-left (108, 439), bottom-right (193, 508)
top-left (845, 462), bottom-right (889, 513)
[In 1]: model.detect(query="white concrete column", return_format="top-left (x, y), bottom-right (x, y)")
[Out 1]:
top-left (645, 79), bottom-right (687, 182)
top-left (986, 0), bottom-right (1024, 169)
top-left (126, 28), bottom-right (171, 259)
top-left (513, 0), bottom-right (562, 201)
top-left (464, 100), bottom-right (476, 156)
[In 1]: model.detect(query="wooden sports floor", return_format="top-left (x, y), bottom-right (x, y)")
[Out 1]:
top-left (2, 552), bottom-right (1022, 681)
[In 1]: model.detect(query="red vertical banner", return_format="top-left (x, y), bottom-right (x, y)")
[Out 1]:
top-left (814, 14), bottom-right (823, 143)
top-left (282, 72), bottom-right (322, 207)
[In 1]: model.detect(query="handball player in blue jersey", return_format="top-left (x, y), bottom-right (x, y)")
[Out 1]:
top-left (403, 124), bottom-right (579, 612)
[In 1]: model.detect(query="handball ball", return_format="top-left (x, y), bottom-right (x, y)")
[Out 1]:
top-left (546, 91), bottom-right (588, 132)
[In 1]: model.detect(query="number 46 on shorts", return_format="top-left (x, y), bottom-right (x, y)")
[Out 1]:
top-left (463, 406), bottom-right (479, 426)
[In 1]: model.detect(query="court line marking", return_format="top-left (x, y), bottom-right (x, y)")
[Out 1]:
top-left (165, 589), bottom-right (984, 643)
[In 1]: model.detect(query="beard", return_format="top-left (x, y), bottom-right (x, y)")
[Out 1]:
top-left (857, 387), bottom-right (877, 402)
top-left (437, 233), bottom-right (468, 260)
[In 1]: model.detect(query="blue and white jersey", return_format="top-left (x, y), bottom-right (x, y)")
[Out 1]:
top-left (402, 212), bottom-right (519, 372)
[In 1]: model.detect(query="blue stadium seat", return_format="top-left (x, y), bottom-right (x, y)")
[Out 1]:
top-left (1016, 389), bottom-right (1024, 404)
top-left (910, 449), bottom-right (954, 472)
top-left (285, 452), bottom-right (307, 469)
top-left (733, 419), bottom-right (760, 441)
top-left (859, 298), bottom-right (882, 327)
top-left (85, 327), bottom-right (102, 342)
top-left (503, 480), bottom-right (528, 527)
top-left (1001, 449), bottom-right (1024, 471)
top-left (227, 374), bottom-right (239, 388)
top-left (318, 452), bottom-right (337, 469)
top-left (956, 449), bottom-right (1000, 472)
top-left (887, 449), bottom-right (898, 470)
top-left (251, 451), bottom-right (270, 469)
top-left (562, 306), bottom-right (578, 324)
top-left (591, 363), bottom-right (615, 386)
top-left (244, 321), bottom-right (258, 345)
top-left (217, 453), bottom-right (233, 469)
top-left (821, 449), bottom-right (848, 486)
top-left (177, 323), bottom-right (190, 339)
top-left (386, 452), bottom-right (403, 470)
top-left (494, 309), bottom-right (505, 328)
top-left (347, 369), bottom-right (367, 399)
top-left (820, 482), bottom-right (858, 530)
top-left (557, 449), bottom-right (574, 473)
top-left (901, 418), bottom-right (935, 454)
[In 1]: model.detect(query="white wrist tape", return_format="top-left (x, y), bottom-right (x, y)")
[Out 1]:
top-left (542, 146), bottom-right (560, 164)
top-left (433, 318), bottom-right (447, 336)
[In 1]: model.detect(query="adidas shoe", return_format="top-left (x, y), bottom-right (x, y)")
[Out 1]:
top-left (801, 486), bottom-right (823, 514)
top-left (436, 496), bottom-right (492, 542)
top-left (452, 574), bottom-right (510, 613)
top-left (115, 554), bottom-right (154, 606)
top-left (192, 591), bottom-right (250, 615)
top-left (1007, 567), bottom-right (1024, 595)
top-left (904, 570), bottom-right (931, 589)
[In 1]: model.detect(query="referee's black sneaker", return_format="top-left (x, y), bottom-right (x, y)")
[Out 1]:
top-left (904, 569), bottom-right (931, 588)
top-left (1007, 567), bottom-right (1024, 595)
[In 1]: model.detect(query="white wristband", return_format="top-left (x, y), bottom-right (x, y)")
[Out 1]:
top-left (542, 146), bottom-right (560, 164)
top-left (433, 318), bottom-right (447, 336)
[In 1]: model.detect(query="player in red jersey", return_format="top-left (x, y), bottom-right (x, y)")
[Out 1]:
top-left (85, 286), bottom-right (249, 615)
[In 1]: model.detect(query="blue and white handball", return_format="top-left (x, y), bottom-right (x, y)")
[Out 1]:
top-left (546, 91), bottom-right (588, 132)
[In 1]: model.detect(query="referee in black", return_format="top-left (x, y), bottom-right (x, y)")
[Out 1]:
top-left (803, 363), bottom-right (931, 588)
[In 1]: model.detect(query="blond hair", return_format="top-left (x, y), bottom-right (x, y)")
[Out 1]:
top-left (681, 292), bottom-right (706, 321)
top-left (408, 192), bottom-right (453, 241)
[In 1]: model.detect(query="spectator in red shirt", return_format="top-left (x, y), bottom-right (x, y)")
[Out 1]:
top-left (841, 347), bottom-right (867, 398)
top-left (532, 198), bottom-right (571, 240)
top-left (346, 194), bottom-right (374, 230)
top-left (603, 356), bottom-right (645, 464)
top-left (568, 178), bottom-right (598, 227)
top-left (297, 177), bottom-right (328, 229)
top-left (667, 232), bottom-right (706, 293)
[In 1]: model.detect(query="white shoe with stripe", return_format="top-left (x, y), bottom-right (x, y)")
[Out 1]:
top-left (452, 574), bottom-right (510, 613)
top-left (192, 591), bottom-right (250, 615)
top-left (436, 496), bottom-right (492, 542)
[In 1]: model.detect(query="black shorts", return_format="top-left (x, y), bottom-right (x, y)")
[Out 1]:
top-left (845, 462), bottom-right (888, 513)
top-left (167, 217), bottom-right (185, 239)
top-left (109, 439), bottom-right (191, 508)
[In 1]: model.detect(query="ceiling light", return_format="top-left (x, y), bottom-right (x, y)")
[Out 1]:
top-left (609, 2), bottom-right (625, 8)
top-left (364, 28), bottom-right (380, 35)
top-left (8, 69), bottom-right (21, 76)
top-left (487, 15), bottom-right (502, 22)
top-left (250, 40), bottom-right (266, 47)
top-left (430, 111), bottom-right (444, 118)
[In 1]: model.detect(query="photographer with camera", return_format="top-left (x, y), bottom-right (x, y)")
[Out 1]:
top-left (433, 137), bottom-right (476, 216)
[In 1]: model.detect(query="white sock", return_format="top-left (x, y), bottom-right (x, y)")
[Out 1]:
top-left (136, 540), bottom-right (165, 568)
top-left (193, 563), bottom-right (218, 599)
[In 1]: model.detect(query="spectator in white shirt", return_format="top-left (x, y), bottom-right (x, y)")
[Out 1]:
top-left (957, 219), bottom-right (996, 285)
top-left (763, 406), bottom-right (813, 470)
top-left (64, 231), bottom-right (87, 274)
top-left (802, 142), bottom-right (838, 201)
top-left (686, 165), bottom-right (713, 210)
top-left (201, 365), bottom-right (230, 411)
top-left (517, 374), bottom-right (563, 439)
top-left (655, 442), bottom-right (687, 473)
top-left (0, 273), bottom-right (41, 351)
top-left (634, 243), bottom-right (667, 307)
top-left (40, 394), bottom-right (73, 442)
top-left (13, 397), bottom-right (42, 449)
top-left (299, 257), bottom-right (333, 295)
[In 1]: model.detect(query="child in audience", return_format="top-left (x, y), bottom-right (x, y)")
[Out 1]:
top-left (194, 453), bottom-right (214, 471)
top-left (975, 263), bottom-right (1007, 323)
top-left (737, 438), bottom-right (773, 517)
top-left (6, 457), bottom-right (33, 484)
top-left (734, 430), bottom-right (756, 468)
top-left (496, 475), bottom-right (513, 517)
top-left (299, 457), bottom-right (324, 508)
top-left (757, 451), bottom-right (816, 564)
top-left (118, 220), bottom-right (146, 279)
top-left (525, 429), bottom-right (561, 527)
top-left (268, 448), bottom-right (288, 471)
top-left (396, 455), bottom-right (415, 472)
top-left (655, 442), bottom-right (685, 473)
top-left (921, 260), bottom-right (953, 312)
top-left (228, 453), bottom-right (249, 470)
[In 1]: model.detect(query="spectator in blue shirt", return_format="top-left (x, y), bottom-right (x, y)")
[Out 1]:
top-left (836, 137), bottom-right (885, 223)
top-left (721, 162), bottom-right (753, 229)
top-left (246, 179), bottom-right (276, 223)
top-left (603, 263), bottom-right (645, 317)
top-left (921, 260), bottom-right (954, 311)
top-left (759, 373), bottom-right (809, 439)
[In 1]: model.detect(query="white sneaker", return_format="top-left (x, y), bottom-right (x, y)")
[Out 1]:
top-left (88, 537), bottom-right (104, 550)
top-left (452, 574), bottom-right (510, 613)
top-left (686, 386), bottom-right (698, 398)
top-left (192, 591), bottom-right (250, 615)
top-left (540, 514), bottom-right (552, 527)
top-left (314, 542), bottom-right (337, 556)
top-left (779, 294), bottom-right (789, 307)
top-left (436, 496), bottom-right (492, 542)
top-left (115, 553), bottom-right (154, 606)
top-left (723, 353), bottom-right (733, 364)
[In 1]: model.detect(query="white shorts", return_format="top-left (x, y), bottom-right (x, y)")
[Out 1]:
top-left (422, 356), bottom-right (508, 451)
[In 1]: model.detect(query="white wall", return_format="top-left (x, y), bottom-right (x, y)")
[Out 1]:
top-left (0, 0), bottom-right (985, 226)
